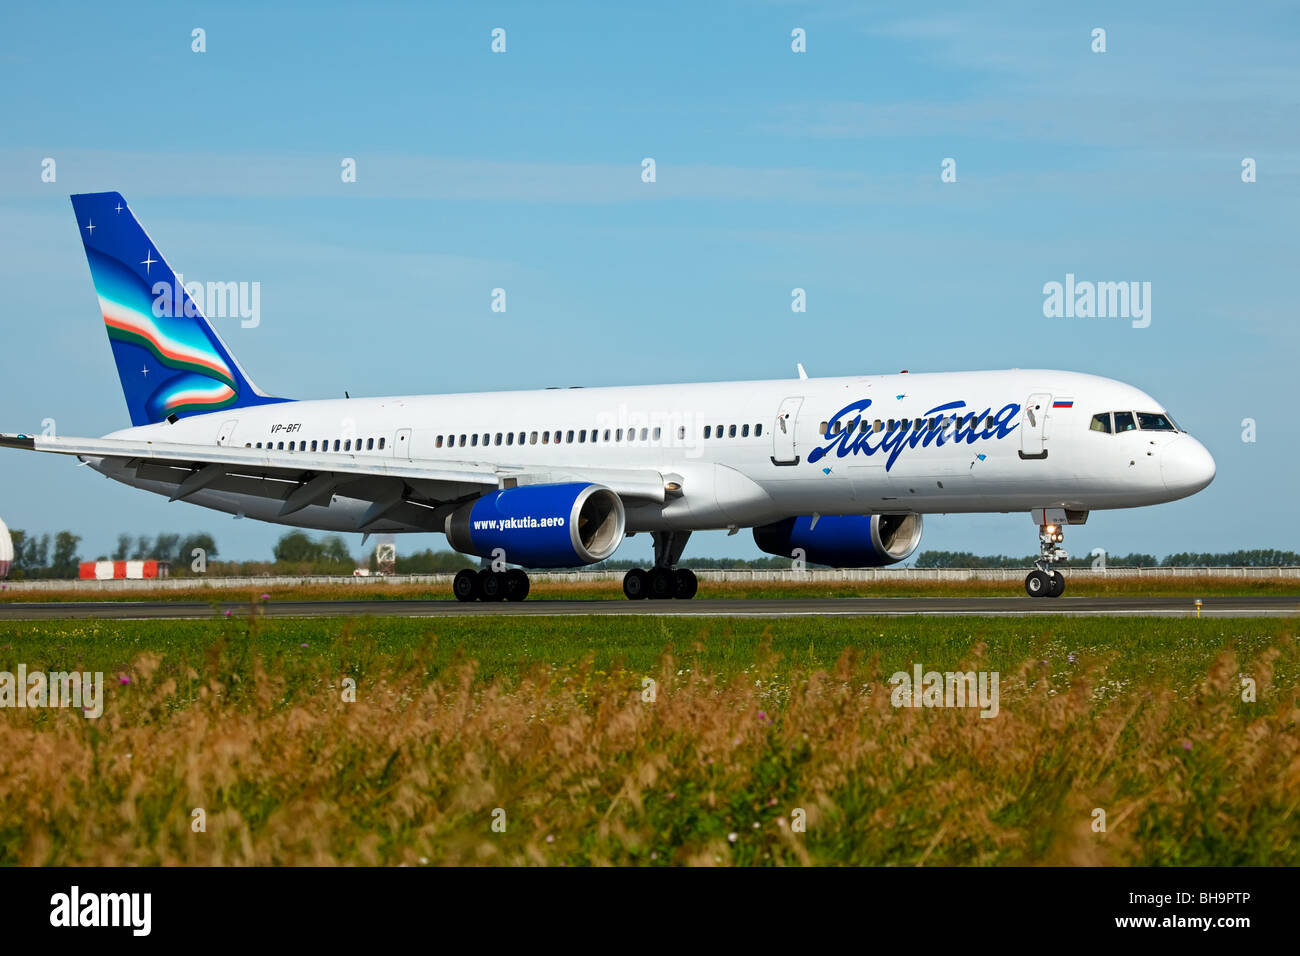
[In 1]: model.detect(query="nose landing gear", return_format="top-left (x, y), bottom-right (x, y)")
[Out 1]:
top-left (1025, 523), bottom-right (1068, 598)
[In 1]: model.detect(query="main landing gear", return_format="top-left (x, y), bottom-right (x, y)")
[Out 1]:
top-left (1025, 522), bottom-right (1068, 598)
top-left (453, 567), bottom-right (530, 602)
top-left (623, 531), bottom-right (699, 600)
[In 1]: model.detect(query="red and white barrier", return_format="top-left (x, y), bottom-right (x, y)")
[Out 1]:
top-left (78, 561), bottom-right (170, 580)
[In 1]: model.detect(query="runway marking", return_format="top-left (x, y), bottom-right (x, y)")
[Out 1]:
top-left (0, 596), bottom-right (1296, 621)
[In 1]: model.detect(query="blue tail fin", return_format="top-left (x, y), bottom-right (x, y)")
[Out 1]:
top-left (69, 191), bottom-right (291, 426)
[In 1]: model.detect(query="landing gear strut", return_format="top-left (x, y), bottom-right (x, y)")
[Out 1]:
top-left (453, 567), bottom-right (531, 602)
top-left (1025, 523), bottom-right (1068, 598)
top-left (623, 531), bottom-right (698, 600)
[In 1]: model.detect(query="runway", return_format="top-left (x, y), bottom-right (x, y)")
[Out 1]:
top-left (0, 595), bottom-right (1296, 620)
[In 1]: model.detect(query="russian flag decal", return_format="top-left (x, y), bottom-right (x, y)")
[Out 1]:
top-left (1052, 399), bottom-right (1074, 408)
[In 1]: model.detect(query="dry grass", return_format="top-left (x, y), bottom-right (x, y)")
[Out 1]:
top-left (2, 619), bottom-right (1296, 865)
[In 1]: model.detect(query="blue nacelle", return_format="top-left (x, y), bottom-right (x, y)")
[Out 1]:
top-left (753, 513), bottom-right (924, 568)
top-left (445, 482), bottom-right (626, 569)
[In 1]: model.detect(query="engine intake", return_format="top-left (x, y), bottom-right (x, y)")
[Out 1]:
top-left (445, 482), bottom-right (625, 568)
top-left (753, 513), bottom-right (923, 568)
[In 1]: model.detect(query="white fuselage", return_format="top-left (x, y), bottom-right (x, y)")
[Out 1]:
top-left (91, 368), bottom-right (1216, 539)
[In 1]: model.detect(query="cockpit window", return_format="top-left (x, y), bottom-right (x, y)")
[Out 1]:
top-left (1090, 413), bottom-right (1112, 433)
top-left (1113, 411), bottom-right (1137, 432)
top-left (1137, 412), bottom-right (1177, 431)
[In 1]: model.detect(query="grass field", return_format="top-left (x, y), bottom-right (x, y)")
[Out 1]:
top-left (2, 573), bottom-right (1297, 604)
top-left (1, 613), bottom-right (1296, 866)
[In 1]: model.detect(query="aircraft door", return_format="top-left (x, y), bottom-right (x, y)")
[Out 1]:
top-left (771, 396), bottom-right (803, 465)
top-left (1020, 393), bottom-right (1051, 459)
top-left (216, 419), bottom-right (238, 446)
top-left (395, 428), bottom-right (412, 460)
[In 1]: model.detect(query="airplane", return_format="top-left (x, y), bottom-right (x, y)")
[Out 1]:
top-left (0, 192), bottom-right (1216, 601)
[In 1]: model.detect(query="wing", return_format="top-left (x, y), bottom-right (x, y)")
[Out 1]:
top-left (0, 433), bottom-right (668, 531)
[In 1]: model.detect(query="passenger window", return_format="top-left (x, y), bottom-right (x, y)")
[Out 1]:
top-left (436, 435), bottom-right (443, 448)
top-left (367, 438), bottom-right (374, 450)
top-left (677, 426), bottom-right (685, 440)
top-left (1114, 412), bottom-right (1137, 432)
top-left (471, 434), bottom-right (478, 447)
top-left (379, 438), bottom-right (385, 449)
top-left (820, 421), bottom-right (829, 436)
top-left (494, 433), bottom-right (502, 446)
top-left (277, 441), bottom-right (284, 450)
top-left (887, 419), bottom-right (895, 432)
top-left (1136, 412), bottom-right (1176, 431)
top-left (342, 440), bottom-right (349, 451)
top-left (755, 424), bottom-right (762, 437)
top-left (566, 430), bottom-right (574, 443)
top-left (579, 430), bottom-right (587, 443)
top-left (542, 431), bottom-right (549, 444)
top-left (726, 424), bottom-right (734, 437)
top-left (506, 432), bottom-right (514, 445)
top-left (715, 424), bottom-right (723, 437)
top-left (1090, 413), bottom-right (1112, 434)
top-left (603, 429), bottom-right (611, 441)
top-left (529, 431), bottom-right (538, 445)
top-left (742, 424), bottom-right (749, 437)
top-left (704, 425), bottom-right (711, 439)
top-left (986, 416), bottom-right (994, 430)
top-left (652, 427), bottom-right (661, 441)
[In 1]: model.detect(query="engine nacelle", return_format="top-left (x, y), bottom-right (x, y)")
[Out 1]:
top-left (753, 513), bottom-right (923, 568)
top-left (445, 482), bottom-right (626, 568)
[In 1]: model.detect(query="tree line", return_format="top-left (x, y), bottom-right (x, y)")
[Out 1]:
top-left (913, 549), bottom-right (1300, 569)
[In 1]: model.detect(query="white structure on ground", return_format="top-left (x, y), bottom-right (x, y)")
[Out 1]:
top-left (0, 515), bottom-right (12, 579)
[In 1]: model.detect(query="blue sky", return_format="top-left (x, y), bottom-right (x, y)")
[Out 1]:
top-left (1, 1), bottom-right (1297, 564)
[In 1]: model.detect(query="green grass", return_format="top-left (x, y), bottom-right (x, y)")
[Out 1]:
top-left (2, 614), bottom-right (1296, 697)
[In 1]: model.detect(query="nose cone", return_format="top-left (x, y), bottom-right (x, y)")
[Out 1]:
top-left (1161, 436), bottom-right (1216, 497)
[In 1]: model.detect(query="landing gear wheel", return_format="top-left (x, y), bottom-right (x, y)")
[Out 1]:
top-left (1047, 572), bottom-right (1066, 598)
top-left (623, 568), bottom-right (649, 600)
top-left (674, 568), bottom-right (698, 600)
top-left (1025, 569), bottom-right (1050, 598)
top-left (453, 568), bottom-right (480, 602)
top-left (478, 568), bottom-right (505, 601)
top-left (648, 567), bottom-right (676, 599)
top-left (504, 568), bottom-right (530, 602)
